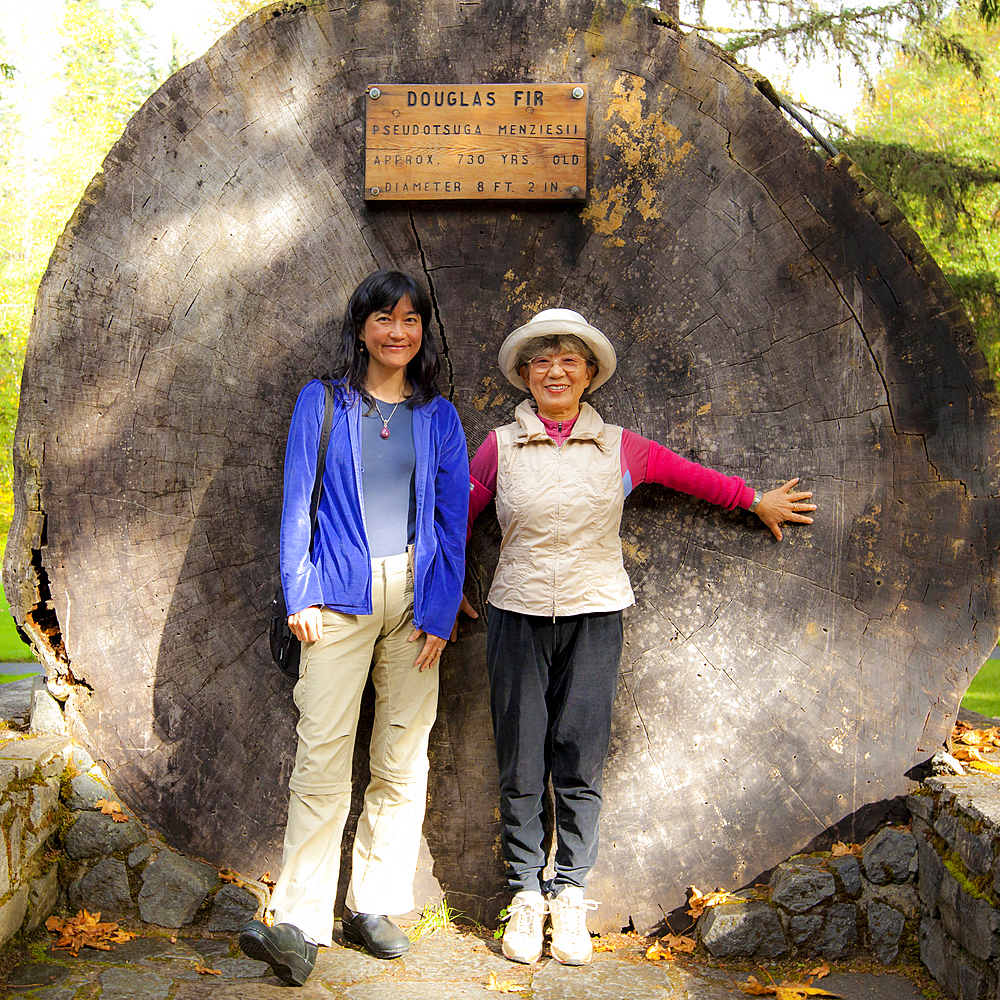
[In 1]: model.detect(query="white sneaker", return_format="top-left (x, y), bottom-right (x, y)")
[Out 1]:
top-left (548, 886), bottom-right (598, 965)
top-left (501, 890), bottom-right (548, 964)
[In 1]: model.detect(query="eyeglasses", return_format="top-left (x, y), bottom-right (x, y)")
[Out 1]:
top-left (526, 355), bottom-right (586, 375)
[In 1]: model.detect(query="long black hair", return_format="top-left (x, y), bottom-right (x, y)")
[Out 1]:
top-left (330, 269), bottom-right (441, 409)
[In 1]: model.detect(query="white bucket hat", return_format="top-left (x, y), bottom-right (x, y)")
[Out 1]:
top-left (498, 308), bottom-right (617, 392)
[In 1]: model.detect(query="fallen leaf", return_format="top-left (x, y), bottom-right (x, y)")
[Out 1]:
top-left (218, 868), bottom-right (245, 886)
top-left (662, 933), bottom-right (695, 953)
top-left (45, 910), bottom-right (133, 956)
top-left (808, 964), bottom-right (830, 979)
top-left (686, 885), bottom-right (739, 919)
top-left (645, 940), bottom-right (675, 961)
top-left (195, 965), bottom-right (222, 976)
top-left (969, 760), bottom-right (1000, 775)
top-left (740, 975), bottom-right (776, 995)
top-left (263, 910), bottom-right (275, 927)
top-left (485, 970), bottom-right (527, 992)
top-left (956, 726), bottom-right (999, 747)
top-left (830, 841), bottom-right (862, 857)
top-left (741, 976), bottom-right (842, 999)
top-left (259, 871), bottom-right (276, 891)
top-left (95, 798), bottom-right (127, 820)
top-left (775, 983), bottom-right (841, 1000)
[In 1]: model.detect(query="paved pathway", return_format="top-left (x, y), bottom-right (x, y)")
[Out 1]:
top-left (4, 922), bottom-right (931, 1000)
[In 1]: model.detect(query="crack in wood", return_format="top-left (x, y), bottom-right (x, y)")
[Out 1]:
top-left (409, 210), bottom-right (455, 401)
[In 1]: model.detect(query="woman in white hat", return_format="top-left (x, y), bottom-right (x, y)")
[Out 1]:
top-left (465, 308), bottom-right (816, 967)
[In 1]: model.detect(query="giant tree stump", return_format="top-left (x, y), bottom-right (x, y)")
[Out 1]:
top-left (6, 0), bottom-right (1000, 932)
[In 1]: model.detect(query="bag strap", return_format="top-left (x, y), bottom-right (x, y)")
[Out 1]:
top-left (307, 378), bottom-right (336, 546)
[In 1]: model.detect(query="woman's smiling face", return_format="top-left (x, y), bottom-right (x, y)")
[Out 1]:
top-left (522, 350), bottom-right (594, 421)
top-left (360, 295), bottom-right (422, 375)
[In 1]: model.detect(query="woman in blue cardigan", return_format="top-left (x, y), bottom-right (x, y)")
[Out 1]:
top-left (240, 270), bottom-right (469, 985)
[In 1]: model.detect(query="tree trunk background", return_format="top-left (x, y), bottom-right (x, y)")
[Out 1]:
top-left (6, 0), bottom-right (1000, 933)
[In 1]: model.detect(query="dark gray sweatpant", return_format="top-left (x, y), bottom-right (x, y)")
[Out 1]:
top-left (485, 604), bottom-right (624, 894)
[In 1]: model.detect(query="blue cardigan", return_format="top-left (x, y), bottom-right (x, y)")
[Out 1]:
top-left (280, 379), bottom-right (469, 640)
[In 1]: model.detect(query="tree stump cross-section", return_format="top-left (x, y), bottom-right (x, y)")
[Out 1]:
top-left (5, 0), bottom-right (999, 932)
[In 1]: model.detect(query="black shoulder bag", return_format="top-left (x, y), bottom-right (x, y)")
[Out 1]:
top-left (269, 379), bottom-right (335, 677)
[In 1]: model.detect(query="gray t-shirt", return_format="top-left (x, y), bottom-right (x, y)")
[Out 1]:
top-left (361, 404), bottom-right (416, 558)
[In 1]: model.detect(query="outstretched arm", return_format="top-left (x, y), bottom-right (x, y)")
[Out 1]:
top-left (752, 478), bottom-right (816, 541)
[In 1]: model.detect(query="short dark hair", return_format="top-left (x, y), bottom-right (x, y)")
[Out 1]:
top-left (514, 334), bottom-right (599, 381)
top-left (330, 269), bottom-right (441, 409)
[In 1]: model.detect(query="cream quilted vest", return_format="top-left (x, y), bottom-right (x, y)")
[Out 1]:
top-left (488, 400), bottom-right (635, 616)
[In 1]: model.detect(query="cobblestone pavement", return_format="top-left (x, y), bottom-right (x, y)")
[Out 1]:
top-left (4, 922), bottom-right (930, 1000)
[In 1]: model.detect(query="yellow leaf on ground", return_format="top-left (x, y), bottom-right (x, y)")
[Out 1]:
top-left (485, 970), bottom-right (528, 992)
top-left (195, 965), bottom-right (222, 975)
top-left (740, 975), bottom-right (776, 995)
top-left (218, 868), bottom-right (245, 885)
top-left (593, 932), bottom-right (635, 952)
top-left (775, 987), bottom-right (842, 1000)
top-left (645, 940), bottom-right (675, 961)
top-left (45, 910), bottom-right (132, 956)
top-left (969, 760), bottom-right (1000, 774)
top-left (955, 725), bottom-right (999, 747)
top-left (685, 885), bottom-right (738, 918)
top-left (775, 977), bottom-right (842, 999)
top-left (807, 963), bottom-right (830, 979)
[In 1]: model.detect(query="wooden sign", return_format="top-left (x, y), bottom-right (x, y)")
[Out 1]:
top-left (364, 83), bottom-right (587, 201)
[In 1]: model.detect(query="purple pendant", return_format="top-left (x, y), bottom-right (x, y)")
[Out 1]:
top-left (380, 426), bottom-right (390, 440)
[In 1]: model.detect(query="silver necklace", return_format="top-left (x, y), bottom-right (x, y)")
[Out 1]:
top-left (372, 398), bottom-right (401, 439)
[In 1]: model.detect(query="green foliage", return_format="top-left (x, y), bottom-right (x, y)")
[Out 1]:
top-left (0, 2), bottom-right (173, 539)
top-left (678, 0), bottom-right (997, 94)
top-left (838, 139), bottom-right (1000, 230)
top-left (852, 14), bottom-right (1000, 380)
top-left (0, 3), bottom-right (275, 546)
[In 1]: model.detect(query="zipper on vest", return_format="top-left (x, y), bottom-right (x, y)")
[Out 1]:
top-left (552, 441), bottom-right (563, 620)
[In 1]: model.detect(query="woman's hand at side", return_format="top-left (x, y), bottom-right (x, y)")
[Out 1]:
top-left (754, 478), bottom-right (817, 541)
top-left (409, 629), bottom-right (448, 671)
top-left (410, 596), bottom-right (480, 670)
top-left (450, 595), bottom-right (479, 640)
top-left (288, 606), bottom-right (324, 642)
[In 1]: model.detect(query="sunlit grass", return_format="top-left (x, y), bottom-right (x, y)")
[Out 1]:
top-left (0, 564), bottom-right (36, 664)
top-left (963, 657), bottom-right (1000, 719)
top-left (406, 899), bottom-right (465, 942)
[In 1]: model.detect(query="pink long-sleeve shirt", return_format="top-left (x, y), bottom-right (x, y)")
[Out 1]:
top-left (468, 412), bottom-right (755, 531)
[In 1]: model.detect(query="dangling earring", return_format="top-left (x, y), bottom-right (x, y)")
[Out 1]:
top-left (358, 341), bottom-right (367, 354)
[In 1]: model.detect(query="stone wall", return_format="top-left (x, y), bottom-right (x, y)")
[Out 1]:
top-left (0, 677), bottom-right (269, 948)
top-left (909, 773), bottom-right (1000, 1000)
top-left (697, 827), bottom-right (919, 964)
top-left (5, 669), bottom-right (1000, 1000)
top-left (0, 734), bottom-right (68, 945)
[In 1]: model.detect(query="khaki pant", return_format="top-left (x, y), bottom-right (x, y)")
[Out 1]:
top-left (269, 551), bottom-right (439, 946)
